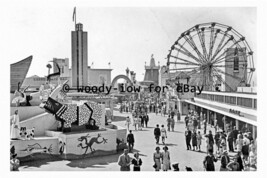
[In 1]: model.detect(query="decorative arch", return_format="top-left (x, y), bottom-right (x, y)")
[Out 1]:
top-left (111, 75), bottom-right (132, 87)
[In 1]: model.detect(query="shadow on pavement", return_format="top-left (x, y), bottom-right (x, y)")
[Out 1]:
top-left (130, 148), bottom-right (147, 157)
top-left (156, 143), bottom-right (178, 147)
top-left (171, 130), bottom-right (184, 134)
top-left (20, 155), bottom-right (62, 168)
top-left (65, 153), bottom-right (122, 169)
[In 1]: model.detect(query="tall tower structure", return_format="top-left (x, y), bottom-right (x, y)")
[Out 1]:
top-left (71, 23), bottom-right (88, 87)
top-left (144, 54), bottom-right (160, 85)
top-left (224, 48), bottom-right (247, 91)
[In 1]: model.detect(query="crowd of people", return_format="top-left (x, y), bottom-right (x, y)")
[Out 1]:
top-left (120, 107), bottom-right (257, 171)
top-left (184, 109), bottom-right (257, 171)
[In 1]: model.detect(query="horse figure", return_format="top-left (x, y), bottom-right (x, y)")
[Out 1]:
top-left (40, 97), bottom-right (103, 132)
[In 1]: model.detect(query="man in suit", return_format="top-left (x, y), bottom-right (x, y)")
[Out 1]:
top-left (154, 124), bottom-right (161, 144)
top-left (127, 130), bottom-right (135, 152)
top-left (118, 149), bottom-right (131, 171)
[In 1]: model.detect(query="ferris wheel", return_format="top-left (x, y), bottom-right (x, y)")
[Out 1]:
top-left (166, 22), bottom-right (255, 91)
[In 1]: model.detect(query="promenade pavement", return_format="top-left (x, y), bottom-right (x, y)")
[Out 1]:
top-left (20, 111), bottom-right (237, 171)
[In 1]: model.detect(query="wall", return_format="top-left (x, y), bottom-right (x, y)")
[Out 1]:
top-left (11, 137), bottom-right (59, 158)
top-left (19, 113), bottom-right (58, 136)
top-left (87, 69), bottom-right (112, 86)
top-left (58, 129), bottom-right (117, 156)
top-left (10, 106), bottom-right (45, 122)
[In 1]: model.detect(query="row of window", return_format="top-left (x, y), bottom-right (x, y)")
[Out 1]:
top-left (195, 93), bottom-right (257, 109)
top-left (33, 77), bottom-right (69, 81)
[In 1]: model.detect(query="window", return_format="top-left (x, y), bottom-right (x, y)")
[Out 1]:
top-left (255, 99), bottom-right (257, 109)
top-left (237, 97), bottom-right (252, 108)
top-left (234, 48), bottom-right (239, 71)
top-left (215, 95), bottom-right (224, 103)
top-left (225, 96), bottom-right (236, 105)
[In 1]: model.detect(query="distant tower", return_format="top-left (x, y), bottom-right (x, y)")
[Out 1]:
top-left (71, 23), bottom-right (88, 87)
top-left (144, 54), bottom-right (160, 85)
top-left (224, 48), bottom-right (247, 91)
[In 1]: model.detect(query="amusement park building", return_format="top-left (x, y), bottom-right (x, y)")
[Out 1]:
top-left (183, 90), bottom-right (257, 138)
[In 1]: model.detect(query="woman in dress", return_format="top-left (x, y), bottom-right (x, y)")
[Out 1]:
top-left (205, 135), bottom-right (210, 154)
top-left (125, 116), bottom-right (131, 131)
top-left (133, 115), bottom-right (138, 131)
top-left (153, 146), bottom-right (162, 171)
top-left (162, 146), bottom-right (171, 171)
top-left (131, 152), bottom-right (142, 171)
top-left (219, 135), bottom-right (227, 157)
top-left (192, 130), bottom-right (197, 151)
top-left (10, 110), bottom-right (20, 140)
top-left (236, 134), bottom-right (244, 152)
top-left (197, 131), bottom-right (202, 152)
top-left (161, 125), bottom-right (167, 145)
top-left (166, 116), bottom-right (171, 131)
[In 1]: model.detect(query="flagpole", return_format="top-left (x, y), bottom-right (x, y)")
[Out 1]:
top-left (75, 7), bottom-right (76, 29)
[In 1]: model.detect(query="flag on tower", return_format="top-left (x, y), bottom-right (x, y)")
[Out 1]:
top-left (73, 7), bottom-right (76, 22)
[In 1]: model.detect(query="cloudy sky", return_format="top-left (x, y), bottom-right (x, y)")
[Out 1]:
top-left (2, 5), bottom-right (256, 85)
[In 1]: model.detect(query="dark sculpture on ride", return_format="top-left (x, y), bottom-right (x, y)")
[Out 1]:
top-left (41, 97), bottom-right (103, 132)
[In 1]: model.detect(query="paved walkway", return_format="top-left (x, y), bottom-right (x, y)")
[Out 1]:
top-left (20, 111), bottom-right (238, 171)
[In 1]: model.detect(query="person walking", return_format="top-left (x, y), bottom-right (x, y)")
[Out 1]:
top-left (232, 126), bottom-right (239, 150)
top-left (144, 113), bottom-right (149, 128)
top-left (185, 115), bottom-right (189, 128)
top-left (236, 134), bottom-right (244, 153)
top-left (131, 152), bottom-right (142, 171)
top-left (220, 150), bottom-right (230, 171)
top-left (127, 130), bottom-right (135, 152)
top-left (133, 116), bottom-right (138, 131)
top-left (118, 149), bottom-right (131, 171)
top-left (177, 110), bottom-right (181, 122)
top-left (161, 125), bottom-right (167, 145)
top-left (154, 124), bottom-right (161, 144)
top-left (162, 146), bottom-right (171, 171)
top-left (208, 130), bottom-right (214, 153)
top-left (197, 131), bottom-right (202, 152)
top-left (10, 110), bottom-right (20, 140)
top-left (170, 117), bottom-right (175, 132)
top-left (214, 131), bottom-right (221, 152)
top-left (192, 130), bottom-right (197, 151)
top-left (193, 118), bottom-right (198, 131)
top-left (185, 127), bottom-right (192, 150)
top-left (125, 116), bottom-right (131, 131)
top-left (203, 149), bottom-right (218, 171)
top-left (153, 146), bottom-right (162, 171)
top-left (140, 114), bottom-right (145, 128)
top-left (227, 130), bottom-right (234, 152)
top-left (166, 116), bottom-right (171, 131)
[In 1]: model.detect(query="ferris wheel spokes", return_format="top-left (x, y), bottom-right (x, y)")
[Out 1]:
top-left (212, 37), bottom-right (245, 64)
top-left (172, 44), bottom-right (203, 64)
top-left (196, 26), bottom-right (208, 61)
top-left (208, 24), bottom-right (220, 62)
top-left (168, 54), bottom-right (200, 66)
top-left (183, 32), bottom-right (206, 62)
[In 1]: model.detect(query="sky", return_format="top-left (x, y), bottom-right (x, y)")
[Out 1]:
top-left (2, 5), bottom-right (257, 85)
